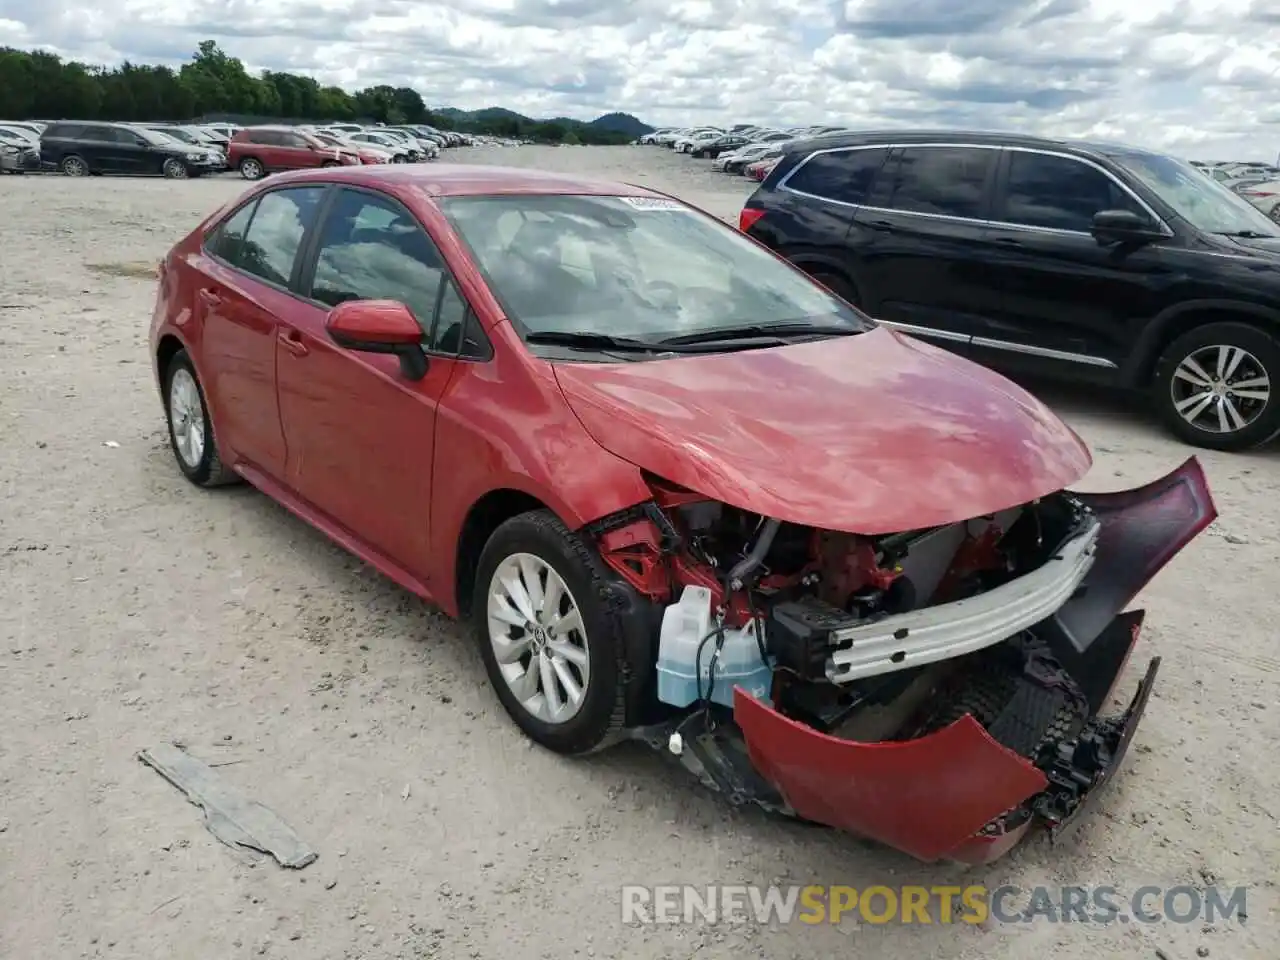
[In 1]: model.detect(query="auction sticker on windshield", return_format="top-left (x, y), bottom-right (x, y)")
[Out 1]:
top-left (619, 196), bottom-right (686, 211)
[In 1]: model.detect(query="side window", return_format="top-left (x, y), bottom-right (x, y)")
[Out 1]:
top-left (307, 188), bottom-right (444, 331)
top-left (882, 146), bottom-right (995, 220)
top-left (1000, 152), bottom-right (1148, 233)
top-left (78, 127), bottom-right (110, 142)
top-left (238, 187), bottom-right (326, 287)
top-left (206, 200), bottom-right (258, 264)
top-left (784, 147), bottom-right (890, 205)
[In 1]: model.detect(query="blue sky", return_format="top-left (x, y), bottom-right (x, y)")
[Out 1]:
top-left (1, 0), bottom-right (1277, 159)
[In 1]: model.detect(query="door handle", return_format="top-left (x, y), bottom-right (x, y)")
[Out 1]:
top-left (278, 329), bottom-right (309, 357)
top-left (198, 288), bottom-right (222, 307)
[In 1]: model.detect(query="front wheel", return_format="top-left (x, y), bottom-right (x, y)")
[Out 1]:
top-left (1153, 322), bottom-right (1280, 451)
top-left (473, 510), bottom-right (630, 755)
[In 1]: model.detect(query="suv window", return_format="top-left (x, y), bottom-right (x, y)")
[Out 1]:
top-left (238, 187), bottom-right (326, 287)
top-left (784, 147), bottom-right (890, 205)
top-left (880, 146), bottom-right (995, 220)
top-left (206, 200), bottom-right (258, 265)
top-left (999, 151), bottom-right (1148, 233)
top-left (43, 123), bottom-right (84, 139)
top-left (244, 130), bottom-right (280, 146)
top-left (307, 188), bottom-right (446, 335)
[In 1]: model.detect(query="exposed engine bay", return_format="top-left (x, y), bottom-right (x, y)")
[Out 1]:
top-left (585, 460), bottom-right (1215, 862)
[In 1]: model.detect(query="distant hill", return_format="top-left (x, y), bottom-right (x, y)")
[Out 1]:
top-left (586, 112), bottom-right (654, 137)
top-left (433, 106), bottom-right (653, 142)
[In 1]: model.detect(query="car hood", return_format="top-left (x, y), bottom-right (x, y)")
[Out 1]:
top-left (552, 327), bottom-right (1092, 535)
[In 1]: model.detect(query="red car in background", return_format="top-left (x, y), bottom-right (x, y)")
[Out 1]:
top-left (227, 125), bottom-right (361, 180)
top-left (148, 164), bottom-right (1215, 864)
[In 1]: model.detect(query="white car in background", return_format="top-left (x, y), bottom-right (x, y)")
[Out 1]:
top-left (673, 129), bottom-right (724, 153)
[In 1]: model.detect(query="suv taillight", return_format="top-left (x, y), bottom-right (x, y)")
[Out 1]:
top-left (739, 208), bottom-right (765, 232)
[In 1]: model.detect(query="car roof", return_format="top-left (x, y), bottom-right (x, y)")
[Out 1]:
top-left (262, 163), bottom-right (669, 199)
top-left (783, 128), bottom-right (1174, 164)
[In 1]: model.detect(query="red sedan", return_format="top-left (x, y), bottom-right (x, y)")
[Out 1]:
top-left (149, 164), bottom-right (1215, 863)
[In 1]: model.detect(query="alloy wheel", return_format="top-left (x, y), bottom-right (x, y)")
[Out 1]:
top-left (163, 159), bottom-right (188, 179)
top-left (240, 159), bottom-right (263, 180)
top-left (1170, 343), bottom-right (1271, 434)
top-left (168, 367), bottom-right (206, 468)
top-left (62, 156), bottom-right (87, 177)
top-left (486, 552), bottom-right (590, 725)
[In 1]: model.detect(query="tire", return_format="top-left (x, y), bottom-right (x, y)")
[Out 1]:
top-left (60, 155), bottom-right (88, 177)
top-left (472, 509), bottom-right (630, 755)
top-left (162, 158), bottom-right (188, 179)
top-left (162, 350), bottom-right (240, 487)
top-left (807, 270), bottom-right (861, 307)
top-left (321, 160), bottom-right (340, 168)
top-left (1153, 321), bottom-right (1280, 451)
top-left (238, 157), bottom-right (265, 180)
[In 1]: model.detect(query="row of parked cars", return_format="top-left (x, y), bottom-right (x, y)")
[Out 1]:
top-left (0, 119), bottom-right (481, 180)
top-left (1190, 159), bottom-right (1280, 222)
top-left (638, 124), bottom-right (856, 180)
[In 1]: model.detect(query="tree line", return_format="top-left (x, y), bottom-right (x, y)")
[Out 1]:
top-left (0, 41), bottom-right (633, 144)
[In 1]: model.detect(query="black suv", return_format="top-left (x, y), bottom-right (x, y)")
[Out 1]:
top-left (741, 130), bottom-right (1280, 451)
top-left (39, 121), bottom-right (221, 179)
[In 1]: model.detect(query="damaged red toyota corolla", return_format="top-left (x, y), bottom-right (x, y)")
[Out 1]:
top-left (149, 164), bottom-right (1217, 863)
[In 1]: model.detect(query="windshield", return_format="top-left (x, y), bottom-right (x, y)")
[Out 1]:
top-left (313, 133), bottom-right (342, 146)
top-left (439, 194), bottom-right (871, 349)
top-left (1111, 150), bottom-right (1280, 236)
top-left (155, 128), bottom-right (195, 143)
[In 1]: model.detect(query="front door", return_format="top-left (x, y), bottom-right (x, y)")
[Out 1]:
top-left (196, 184), bottom-right (328, 476)
top-left (977, 148), bottom-right (1174, 370)
top-left (846, 144), bottom-right (1004, 351)
top-left (275, 186), bottom-right (465, 579)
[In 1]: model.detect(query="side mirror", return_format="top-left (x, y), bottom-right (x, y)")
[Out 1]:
top-left (1091, 209), bottom-right (1164, 246)
top-left (326, 300), bottom-right (428, 380)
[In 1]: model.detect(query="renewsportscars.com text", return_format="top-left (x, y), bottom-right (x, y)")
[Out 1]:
top-left (620, 884), bottom-right (1249, 926)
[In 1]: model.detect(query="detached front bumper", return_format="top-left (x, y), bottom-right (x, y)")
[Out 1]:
top-left (638, 458), bottom-right (1214, 863)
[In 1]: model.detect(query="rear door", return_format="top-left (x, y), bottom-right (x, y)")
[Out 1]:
top-left (755, 144), bottom-right (892, 277)
top-left (195, 185), bottom-right (329, 477)
top-left (846, 144), bottom-right (1004, 348)
top-left (977, 148), bottom-right (1174, 370)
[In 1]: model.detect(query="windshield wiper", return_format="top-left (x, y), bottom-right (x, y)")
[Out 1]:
top-left (524, 331), bottom-right (690, 353)
top-left (658, 322), bottom-right (860, 346)
top-left (1217, 230), bottom-right (1275, 239)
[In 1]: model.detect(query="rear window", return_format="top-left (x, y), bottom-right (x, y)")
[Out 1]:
top-left (43, 124), bottom-right (85, 139)
top-left (878, 146), bottom-right (995, 220)
top-left (783, 147), bottom-right (890, 206)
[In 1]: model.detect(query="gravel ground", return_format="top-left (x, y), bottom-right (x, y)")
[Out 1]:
top-left (0, 145), bottom-right (1275, 960)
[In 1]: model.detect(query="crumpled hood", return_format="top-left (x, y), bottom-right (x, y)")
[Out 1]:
top-left (552, 327), bottom-right (1092, 534)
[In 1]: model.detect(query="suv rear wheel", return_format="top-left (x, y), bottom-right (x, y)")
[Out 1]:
top-left (1153, 321), bottom-right (1280, 451)
top-left (61, 155), bottom-right (88, 177)
top-left (238, 157), bottom-right (264, 180)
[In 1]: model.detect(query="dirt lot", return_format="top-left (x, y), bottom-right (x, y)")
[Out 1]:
top-left (0, 145), bottom-right (1275, 960)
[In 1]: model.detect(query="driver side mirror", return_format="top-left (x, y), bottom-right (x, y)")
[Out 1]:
top-left (1091, 209), bottom-right (1164, 246)
top-left (326, 299), bottom-right (428, 380)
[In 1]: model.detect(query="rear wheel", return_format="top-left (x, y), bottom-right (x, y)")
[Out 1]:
top-left (61, 155), bottom-right (88, 177)
top-left (1153, 322), bottom-right (1280, 451)
top-left (321, 160), bottom-right (340, 168)
top-left (473, 510), bottom-right (630, 755)
top-left (807, 270), bottom-right (860, 307)
top-left (163, 350), bottom-right (240, 487)
top-left (238, 157), bottom-right (264, 180)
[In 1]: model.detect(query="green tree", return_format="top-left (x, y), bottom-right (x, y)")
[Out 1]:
top-left (0, 40), bottom-right (648, 144)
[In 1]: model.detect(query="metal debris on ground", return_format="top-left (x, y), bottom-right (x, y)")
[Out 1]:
top-left (138, 742), bottom-right (318, 869)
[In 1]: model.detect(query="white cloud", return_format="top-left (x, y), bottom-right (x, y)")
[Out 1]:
top-left (1, 0), bottom-right (1278, 159)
